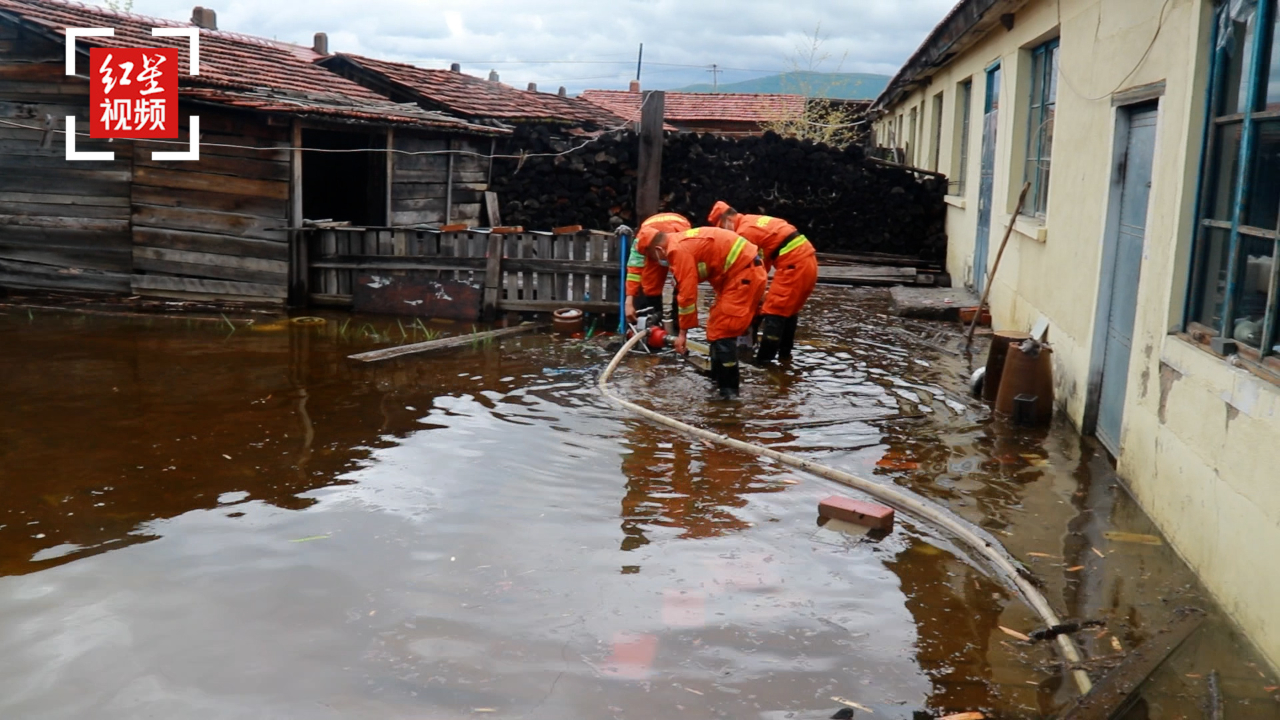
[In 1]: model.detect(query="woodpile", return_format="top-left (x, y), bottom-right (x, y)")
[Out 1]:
top-left (490, 125), bottom-right (947, 261)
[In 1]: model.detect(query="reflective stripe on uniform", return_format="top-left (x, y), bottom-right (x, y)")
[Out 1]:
top-left (755, 216), bottom-right (773, 228)
top-left (724, 236), bottom-right (748, 272)
top-left (777, 234), bottom-right (809, 257)
top-left (626, 273), bottom-right (642, 282)
top-left (685, 228), bottom-right (699, 237)
top-left (678, 304), bottom-right (697, 315)
top-left (645, 213), bottom-right (684, 225)
top-left (697, 262), bottom-right (708, 280)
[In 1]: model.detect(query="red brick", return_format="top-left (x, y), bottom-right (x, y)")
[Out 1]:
top-left (818, 495), bottom-right (895, 531)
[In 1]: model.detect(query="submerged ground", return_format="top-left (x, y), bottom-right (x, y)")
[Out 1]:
top-left (0, 287), bottom-right (1275, 720)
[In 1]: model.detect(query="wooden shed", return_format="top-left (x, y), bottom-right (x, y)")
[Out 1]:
top-left (0, 0), bottom-right (508, 306)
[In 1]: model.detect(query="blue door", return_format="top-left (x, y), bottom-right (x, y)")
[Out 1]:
top-left (1096, 106), bottom-right (1158, 453)
top-left (974, 64), bottom-right (1001, 293)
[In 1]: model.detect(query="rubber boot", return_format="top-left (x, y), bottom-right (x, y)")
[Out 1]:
top-left (778, 314), bottom-right (799, 361)
top-left (755, 314), bottom-right (785, 365)
top-left (711, 338), bottom-right (740, 400)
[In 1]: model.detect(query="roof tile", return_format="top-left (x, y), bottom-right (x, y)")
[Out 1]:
top-left (0, 0), bottom-right (505, 133)
top-left (578, 90), bottom-right (807, 124)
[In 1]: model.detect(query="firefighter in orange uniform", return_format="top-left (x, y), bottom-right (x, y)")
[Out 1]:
top-left (624, 213), bottom-right (692, 324)
top-left (708, 201), bottom-right (819, 364)
top-left (639, 227), bottom-right (767, 399)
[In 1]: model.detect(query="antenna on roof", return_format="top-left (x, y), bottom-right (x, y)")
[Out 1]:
top-left (708, 63), bottom-right (720, 92)
top-left (636, 43), bottom-right (643, 82)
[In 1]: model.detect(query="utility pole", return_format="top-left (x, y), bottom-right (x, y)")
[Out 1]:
top-left (635, 90), bottom-right (665, 218)
top-left (708, 64), bottom-right (720, 91)
top-left (636, 43), bottom-right (643, 82)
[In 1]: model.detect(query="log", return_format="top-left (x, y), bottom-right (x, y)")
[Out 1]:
top-left (348, 323), bottom-right (545, 363)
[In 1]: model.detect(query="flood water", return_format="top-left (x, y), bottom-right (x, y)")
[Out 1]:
top-left (1, 288), bottom-right (1276, 720)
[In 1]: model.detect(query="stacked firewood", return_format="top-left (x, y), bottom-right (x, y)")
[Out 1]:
top-left (490, 125), bottom-right (947, 261)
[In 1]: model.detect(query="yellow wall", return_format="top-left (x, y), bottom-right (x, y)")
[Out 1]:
top-left (874, 0), bottom-right (1280, 671)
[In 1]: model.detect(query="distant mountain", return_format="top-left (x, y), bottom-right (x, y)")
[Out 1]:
top-left (671, 72), bottom-right (889, 100)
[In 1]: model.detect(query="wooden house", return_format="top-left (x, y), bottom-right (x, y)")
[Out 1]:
top-left (0, 0), bottom-right (508, 305)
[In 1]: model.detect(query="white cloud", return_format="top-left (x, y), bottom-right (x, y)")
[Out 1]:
top-left (112, 0), bottom-right (956, 92)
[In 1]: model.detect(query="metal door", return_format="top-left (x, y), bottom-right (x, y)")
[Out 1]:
top-left (1096, 106), bottom-right (1158, 453)
top-left (974, 64), bottom-right (1001, 293)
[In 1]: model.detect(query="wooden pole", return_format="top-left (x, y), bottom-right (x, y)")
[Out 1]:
top-left (966, 182), bottom-right (1031, 347)
top-left (481, 231), bottom-right (504, 320)
top-left (445, 138), bottom-right (457, 223)
top-left (288, 120), bottom-right (307, 306)
top-left (384, 127), bottom-right (394, 226)
top-left (348, 323), bottom-right (544, 363)
top-left (635, 90), bottom-right (665, 218)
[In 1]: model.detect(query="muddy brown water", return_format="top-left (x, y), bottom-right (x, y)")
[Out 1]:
top-left (0, 288), bottom-right (1275, 720)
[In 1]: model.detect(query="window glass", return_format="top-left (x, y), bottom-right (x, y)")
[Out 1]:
top-left (1025, 40), bottom-right (1059, 216)
top-left (1231, 235), bottom-right (1275, 347)
top-left (1268, 9), bottom-right (1280, 108)
top-left (1210, 122), bottom-right (1244, 220)
top-left (957, 80), bottom-right (972, 195)
top-left (1219, 3), bottom-right (1258, 115)
top-left (1194, 227), bottom-right (1233, 330)
top-left (1245, 119), bottom-right (1280, 229)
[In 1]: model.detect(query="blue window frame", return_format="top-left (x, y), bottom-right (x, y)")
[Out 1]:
top-left (1188, 0), bottom-right (1280, 359)
top-left (1024, 38), bottom-right (1060, 217)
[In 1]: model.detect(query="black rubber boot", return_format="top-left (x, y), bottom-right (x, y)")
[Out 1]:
top-left (711, 338), bottom-right (740, 400)
top-left (778, 314), bottom-right (799, 361)
top-left (635, 291), bottom-right (663, 324)
top-left (754, 314), bottom-right (785, 365)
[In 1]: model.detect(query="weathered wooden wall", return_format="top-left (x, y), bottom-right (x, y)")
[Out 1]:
top-left (130, 109), bottom-right (291, 304)
top-left (0, 23), bottom-right (133, 294)
top-left (391, 133), bottom-right (488, 227)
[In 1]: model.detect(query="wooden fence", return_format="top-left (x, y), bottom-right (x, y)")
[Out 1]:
top-left (303, 227), bottom-right (623, 317)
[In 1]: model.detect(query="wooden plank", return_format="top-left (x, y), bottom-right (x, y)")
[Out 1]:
top-left (0, 257), bottom-right (129, 293)
top-left (520, 235), bottom-right (534, 302)
top-left (499, 299), bottom-right (618, 314)
top-left (132, 166), bottom-right (288, 200)
top-left (504, 234), bottom-right (518, 301)
top-left (537, 234), bottom-right (553, 301)
top-left (131, 205), bottom-right (286, 241)
top-left (130, 185), bottom-right (287, 217)
top-left (131, 274), bottom-right (288, 299)
top-left (321, 230), bottom-right (337, 295)
top-left (482, 232), bottom-right (503, 319)
top-left (132, 227), bottom-right (288, 261)
top-left (0, 200), bottom-right (129, 220)
top-left (132, 246), bottom-right (289, 275)
top-left (1058, 610), bottom-right (1205, 720)
top-left (133, 255), bottom-right (288, 286)
top-left (554, 234), bottom-right (570, 301)
top-left (484, 191), bottom-right (501, 226)
top-left (0, 213), bottom-right (127, 233)
top-left (348, 323), bottom-right (544, 363)
top-left (572, 233), bottom-right (587, 302)
top-left (588, 234), bottom-right (604, 302)
top-left (384, 127), bottom-right (394, 228)
top-left (603, 232), bottom-right (621, 302)
top-left (131, 150), bottom-right (289, 181)
top-left (0, 190), bottom-right (130, 208)
top-left (0, 240), bottom-right (131, 273)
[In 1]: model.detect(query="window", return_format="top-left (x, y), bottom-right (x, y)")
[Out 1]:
top-left (930, 92), bottom-right (944, 171)
top-left (1024, 38), bottom-right (1060, 217)
top-left (952, 79), bottom-right (973, 195)
top-left (1188, 0), bottom-right (1280, 359)
top-left (907, 106), bottom-right (918, 165)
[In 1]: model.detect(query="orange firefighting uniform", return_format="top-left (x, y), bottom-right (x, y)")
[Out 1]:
top-left (669, 227), bottom-right (767, 342)
top-left (729, 213), bottom-right (818, 318)
top-left (626, 213), bottom-right (692, 298)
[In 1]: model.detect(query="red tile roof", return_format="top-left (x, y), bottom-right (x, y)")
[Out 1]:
top-left (0, 0), bottom-right (506, 134)
top-left (325, 54), bottom-right (625, 126)
top-left (579, 90), bottom-right (807, 125)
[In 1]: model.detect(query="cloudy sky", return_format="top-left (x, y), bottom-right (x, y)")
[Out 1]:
top-left (108, 0), bottom-right (953, 93)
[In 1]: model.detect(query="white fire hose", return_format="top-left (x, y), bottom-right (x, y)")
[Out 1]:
top-left (598, 331), bottom-right (1093, 695)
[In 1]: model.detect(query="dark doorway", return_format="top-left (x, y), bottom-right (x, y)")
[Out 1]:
top-left (301, 129), bottom-right (387, 226)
